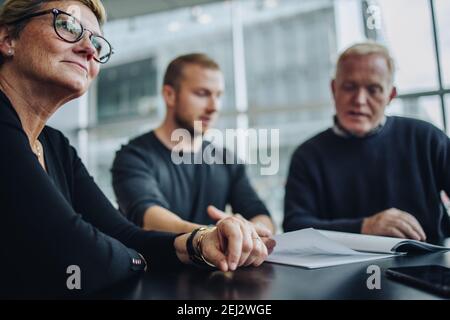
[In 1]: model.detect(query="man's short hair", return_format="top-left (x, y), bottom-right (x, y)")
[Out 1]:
top-left (163, 53), bottom-right (221, 91)
top-left (335, 42), bottom-right (396, 83)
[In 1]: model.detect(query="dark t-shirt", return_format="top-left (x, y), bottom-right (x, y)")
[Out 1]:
top-left (284, 116), bottom-right (450, 244)
top-left (0, 91), bottom-right (180, 298)
top-left (112, 131), bottom-right (271, 227)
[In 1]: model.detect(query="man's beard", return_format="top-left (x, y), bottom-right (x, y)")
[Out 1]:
top-left (174, 111), bottom-right (199, 137)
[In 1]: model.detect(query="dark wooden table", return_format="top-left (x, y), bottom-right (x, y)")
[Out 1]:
top-left (97, 251), bottom-right (450, 300)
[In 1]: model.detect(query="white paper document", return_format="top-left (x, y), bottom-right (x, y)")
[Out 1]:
top-left (266, 228), bottom-right (395, 269)
top-left (317, 229), bottom-right (449, 254)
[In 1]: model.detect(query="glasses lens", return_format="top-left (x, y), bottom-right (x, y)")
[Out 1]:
top-left (55, 14), bottom-right (82, 42)
top-left (91, 35), bottom-right (112, 63)
top-left (54, 11), bottom-right (112, 63)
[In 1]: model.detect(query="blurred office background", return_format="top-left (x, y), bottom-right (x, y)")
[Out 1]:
top-left (17, 0), bottom-right (449, 230)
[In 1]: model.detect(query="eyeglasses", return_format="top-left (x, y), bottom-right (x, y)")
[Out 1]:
top-left (10, 8), bottom-right (113, 64)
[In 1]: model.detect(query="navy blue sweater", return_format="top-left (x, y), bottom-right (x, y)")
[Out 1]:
top-left (112, 131), bottom-right (270, 228)
top-left (284, 116), bottom-right (450, 244)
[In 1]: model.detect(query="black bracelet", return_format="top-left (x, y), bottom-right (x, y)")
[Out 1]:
top-left (186, 227), bottom-right (206, 265)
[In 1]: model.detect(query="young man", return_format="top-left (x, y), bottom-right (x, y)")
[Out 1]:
top-left (112, 53), bottom-right (275, 242)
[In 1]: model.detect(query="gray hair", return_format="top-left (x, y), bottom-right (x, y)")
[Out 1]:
top-left (335, 41), bottom-right (395, 83)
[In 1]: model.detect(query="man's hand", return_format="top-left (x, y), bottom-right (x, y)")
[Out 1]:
top-left (207, 205), bottom-right (273, 237)
top-left (361, 208), bottom-right (426, 241)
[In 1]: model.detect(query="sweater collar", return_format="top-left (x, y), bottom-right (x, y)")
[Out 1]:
top-left (332, 115), bottom-right (387, 138)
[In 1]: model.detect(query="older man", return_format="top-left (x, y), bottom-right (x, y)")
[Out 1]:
top-left (284, 42), bottom-right (450, 244)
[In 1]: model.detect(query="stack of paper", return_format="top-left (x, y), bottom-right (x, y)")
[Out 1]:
top-left (318, 229), bottom-right (450, 254)
top-left (266, 228), bottom-right (395, 269)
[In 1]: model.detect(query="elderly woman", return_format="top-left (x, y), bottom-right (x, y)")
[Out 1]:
top-left (0, 0), bottom-right (274, 298)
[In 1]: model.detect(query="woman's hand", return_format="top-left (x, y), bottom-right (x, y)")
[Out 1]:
top-left (174, 213), bottom-right (276, 272)
top-left (202, 216), bottom-right (274, 271)
top-left (207, 205), bottom-right (276, 255)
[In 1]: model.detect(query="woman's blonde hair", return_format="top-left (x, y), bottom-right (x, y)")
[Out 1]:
top-left (0, 0), bottom-right (107, 37)
top-left (0, 0), bottom-right (106, 64)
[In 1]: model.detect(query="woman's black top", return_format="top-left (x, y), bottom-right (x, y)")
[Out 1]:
top-left (0, 91), bottom-right (181, 298)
